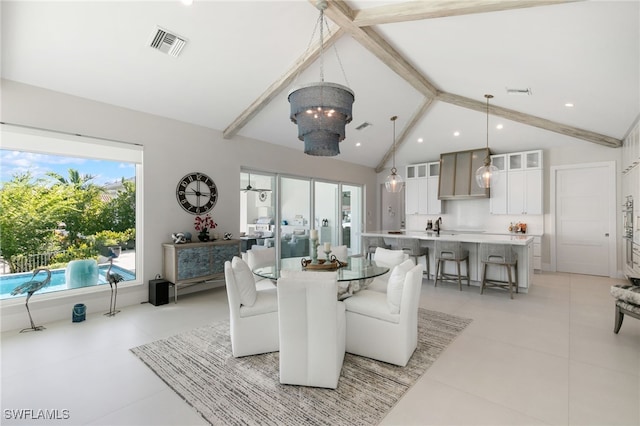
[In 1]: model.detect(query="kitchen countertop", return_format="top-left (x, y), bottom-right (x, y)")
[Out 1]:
top-left (362, 230), bottom-right (534, 246)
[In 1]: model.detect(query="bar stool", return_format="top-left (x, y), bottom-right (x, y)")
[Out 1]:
top-left (434, 241), bottom-right (470, 290)
top-left (397, 238), bottom-right (430, 279)
top-left (363, 236), bottom-right (391, 261)
top-left (479, 243), bottom-right (518, 299)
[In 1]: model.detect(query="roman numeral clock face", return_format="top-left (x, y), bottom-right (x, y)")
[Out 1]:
top-left (176, 172), bottom-right (218, 214)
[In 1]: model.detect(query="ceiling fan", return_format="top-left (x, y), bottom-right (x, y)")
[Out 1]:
top-left (241, 172), bottom-right (272, 193)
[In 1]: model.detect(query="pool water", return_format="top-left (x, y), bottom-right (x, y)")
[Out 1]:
top-left (0, 265), bottom-right (135, 299)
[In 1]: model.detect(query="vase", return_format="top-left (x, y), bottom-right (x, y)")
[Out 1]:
top-left (198, 233), bottom-right (210, 242)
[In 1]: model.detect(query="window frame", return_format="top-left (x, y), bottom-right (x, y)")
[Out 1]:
top-left (0, 123), bottom-right (144, 305)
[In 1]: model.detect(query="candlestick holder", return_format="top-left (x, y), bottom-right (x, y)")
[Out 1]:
top-left (323, 250), bottom-right (332, 260)
top-left (310, 237), bottom-right (319, 264)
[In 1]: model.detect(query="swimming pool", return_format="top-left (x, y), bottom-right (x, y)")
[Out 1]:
top-left (0, 265), bottom-right (136, 299)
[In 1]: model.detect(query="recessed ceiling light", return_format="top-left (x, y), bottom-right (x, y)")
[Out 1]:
top-left (355, 142), bottom-right (361, 147)
top-left (417, 138), bottom-right (424, 143)
top-left (453, 131), bottom-right (460, 137)
top-left (496, 124), bottom-right (503, 130)
top-left (181, 0), bottom-right (193, 5)
top-left (565, 103), bottom-right (574, 108)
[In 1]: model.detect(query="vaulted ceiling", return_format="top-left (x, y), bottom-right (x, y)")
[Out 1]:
top-left (2, 1), bottom-right (638, 171)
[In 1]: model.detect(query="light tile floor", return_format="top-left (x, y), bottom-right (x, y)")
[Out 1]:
top-left (1, 272), bottom-right (638, 425)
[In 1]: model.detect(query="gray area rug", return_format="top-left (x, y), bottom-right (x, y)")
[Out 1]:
top-left (130, 308), bottom-right (471, 426)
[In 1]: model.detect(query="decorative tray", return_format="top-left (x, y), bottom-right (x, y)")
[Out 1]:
top-left (301, 257), bottom-right (347, 270)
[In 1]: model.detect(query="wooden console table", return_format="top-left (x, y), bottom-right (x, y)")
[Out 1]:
top-left (162, 239), bottom-right (240, 302)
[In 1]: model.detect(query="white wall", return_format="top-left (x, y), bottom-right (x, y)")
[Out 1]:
top-left (0, 79), bottom-right (378, 331)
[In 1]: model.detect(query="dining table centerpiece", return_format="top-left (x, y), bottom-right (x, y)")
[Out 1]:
top-left (194, 214), bottom-right (217, 242)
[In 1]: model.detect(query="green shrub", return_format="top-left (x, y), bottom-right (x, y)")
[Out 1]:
top-left (51, 243), bottom-right (98, 264)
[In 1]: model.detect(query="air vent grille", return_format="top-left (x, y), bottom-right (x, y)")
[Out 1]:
top-left (355, 122), bottom-right (372, 131)
top-left (506, 87), bottom-right (532, 96)
top-left (150, 27), bottom-right (186, 57)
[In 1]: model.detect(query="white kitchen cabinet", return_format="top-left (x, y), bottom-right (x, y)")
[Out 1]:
top-left (418, 178), bottom-right (429, 213)
top-left (508, 169), bottom-right (542, 214)
top-left (489, 154), bottom-right (507, 214)
top-left (533, 236), bottom-right (542, 271)
top-left (405, 178), bottom-right (420, 215)
top-left (405, 163), bottom-right (441, 215)
top-left (622, 124), bottom-right (640, 173)
top-left (492, 150), bottom-right (543, 215)
top-left (508, 150), bottom-right (541, 171)
top-left (427, 162), bottom-right (442, 214)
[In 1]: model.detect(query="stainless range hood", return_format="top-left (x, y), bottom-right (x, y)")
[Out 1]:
top-left (438, 148), bottom-right (490, 200)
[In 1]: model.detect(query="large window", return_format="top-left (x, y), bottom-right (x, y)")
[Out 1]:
top-left (0, 124), bottom-right (143, 300)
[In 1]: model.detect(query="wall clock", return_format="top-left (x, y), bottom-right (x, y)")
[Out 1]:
top-left (258, 191), bottom-right (268, 202)
top-left (176, 172), bottom-right (218, 214)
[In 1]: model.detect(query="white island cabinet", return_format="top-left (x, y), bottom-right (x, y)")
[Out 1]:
top-left (361, 231), bottom-right (534, 291)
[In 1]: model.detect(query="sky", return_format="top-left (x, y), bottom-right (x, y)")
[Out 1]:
top-left (0, 150), bottom-right (135, 186)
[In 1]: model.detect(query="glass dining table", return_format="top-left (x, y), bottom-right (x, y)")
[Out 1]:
top-left (253, 256), bottom-right (390, 299)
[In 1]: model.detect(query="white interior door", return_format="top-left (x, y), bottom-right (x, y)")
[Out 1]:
top-left (552, 162), bottom-right (616, 276)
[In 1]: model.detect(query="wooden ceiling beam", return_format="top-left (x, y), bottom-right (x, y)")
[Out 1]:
top-left (223, 28), bottom-right (344, 139)
top-left (437, 92), bottom-right (622, 148)
top-left (375, 97), bottom-right (436, 173)
top-left (323, 1), bottom-right (439, 98)
top-left (352, 0), bottom-right (582, 27)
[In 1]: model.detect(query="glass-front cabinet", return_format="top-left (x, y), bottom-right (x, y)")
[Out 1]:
top-left (491, 150), bottom-right (543, 215)
top-left (508, 150), bottom-right (542, 171)
top-left (405, 162), bottom-right (441, 215)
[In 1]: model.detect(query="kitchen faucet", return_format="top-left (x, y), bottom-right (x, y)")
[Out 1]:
top-left (433, 217), bottom-right (442, 236)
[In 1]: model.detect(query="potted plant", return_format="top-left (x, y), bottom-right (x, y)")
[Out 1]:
top-left (194, 214), bottom-right (217, 242)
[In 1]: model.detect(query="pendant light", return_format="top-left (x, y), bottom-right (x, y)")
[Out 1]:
top-left (385, 116), bottom-right (404, 193)
top-left (288, 0), bottom-right (354, 156)
top-left (475, 94), bottom-right (499, 189)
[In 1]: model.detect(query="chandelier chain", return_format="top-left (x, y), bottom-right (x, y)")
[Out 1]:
top-left (319, 8), bottom-right (325, 82)
top-left (323, 15), bottom-right (350, 88)
top-left (484, 94), bottom-right (493, 166)
top-left (391, 115), bottom-right (398, 173)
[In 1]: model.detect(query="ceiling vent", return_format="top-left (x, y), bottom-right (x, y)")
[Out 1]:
top-left (149, 27), bottom-right (186, 57)
top-left (355, 122), bottom-right (372, 131)
top-left (506, 87), bottom-right (532, 96)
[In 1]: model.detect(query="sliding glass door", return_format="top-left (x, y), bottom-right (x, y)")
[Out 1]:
top-left (342, 184), bottom-right (362, 255)
top-left (240, 169), bottom-right (362, 259)
top-left (279, 176), bottom-right (311, 259)
top-left (314, 181), bottom-right (339, 248)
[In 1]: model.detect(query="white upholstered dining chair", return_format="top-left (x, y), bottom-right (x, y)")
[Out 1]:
top-left (319, 244), bottom-right (348, 262)
top-left (366, 247), bottom-right (410, 293)
top-left (277, 270), bottom-right (346, 389)
top-left (224, 257), bottom-right (279, 357)
top-left (245, 247), bottom-right (277, 290)
top-left (343, 262), bottom-right (423, 367)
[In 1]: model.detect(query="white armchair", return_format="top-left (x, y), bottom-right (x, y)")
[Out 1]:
top-left (277, 271), bottom-right (346, 389)
top-left (367, 247), bottom-right (410, 293)
top-left (224, 257), bottom-right (279, 357)
top-left (343, 262), bottom-right (423, 367)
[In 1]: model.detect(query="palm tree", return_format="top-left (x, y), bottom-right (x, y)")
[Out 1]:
top-left (46, 168), bottom-right (98, 190)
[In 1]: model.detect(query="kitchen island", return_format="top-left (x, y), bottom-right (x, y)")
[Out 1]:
top-left (361, 230), bottom-right (535, 291)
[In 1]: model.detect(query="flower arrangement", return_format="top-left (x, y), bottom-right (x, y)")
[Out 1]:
top-left (194, 214), bottom-right (217, 241)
